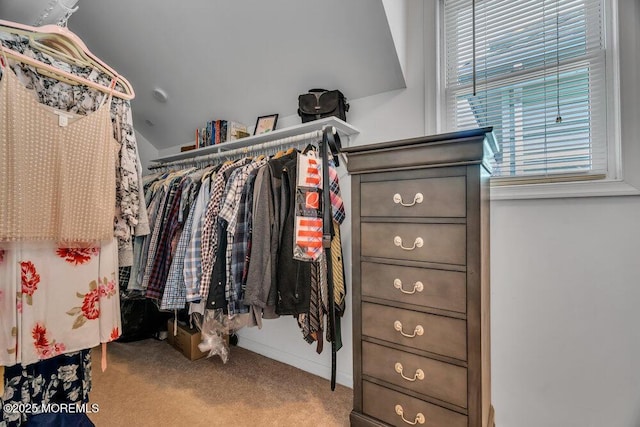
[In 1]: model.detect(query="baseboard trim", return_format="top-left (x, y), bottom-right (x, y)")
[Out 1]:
top-left (236, 335), bottom-right (354, 388)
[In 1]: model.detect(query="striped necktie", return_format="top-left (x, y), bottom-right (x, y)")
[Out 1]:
top-left (331, 219), bottom-right (346, 311)
top-left (294, 151), bottom-right (324, 261)
top-left (328, 162), bottom-right (345, 225)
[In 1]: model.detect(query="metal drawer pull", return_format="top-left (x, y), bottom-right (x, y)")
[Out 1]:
top-left (393, 279), bottom-right (424, 294)
top-left (395, 363), bottom-right (425, 382)
top-left (395, 405), bottom-right (425, 425)
top-left (393, 192), bottom-right (424, 207)
top-left (394, 320), bottom-right (424, 338)
top-left (394, 236), bottom-right (424, 251)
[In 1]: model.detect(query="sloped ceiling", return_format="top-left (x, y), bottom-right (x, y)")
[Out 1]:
top-left (0, 0), bottom-right (406, 150)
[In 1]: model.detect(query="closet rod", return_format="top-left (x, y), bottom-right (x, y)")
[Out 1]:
top-left (148, 127), bottom-right (331, 171)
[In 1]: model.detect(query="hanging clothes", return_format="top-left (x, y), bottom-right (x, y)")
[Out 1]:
top-left (241, 152), bottom-right (298, 324)
top-left (127, 173), bottom-right (166, 292)
top-left (0, 55), bottom-right (117, 243)
top-left (0, 64), bottom-right (122, 366)
top-left (0, 27), bottom-right (143, 427)
top-left (219, 158), bottom-right (267, 315)
top-left (138, 169), bottom-right (191, 292)
top-left (0, 241), bottom-right (120, 367)
top-left (230, 168), bottom-right (261, 312)
top-left (183, 169), bottom-right (215, 301)
top-left (1, 350), bottom-right (92, 427)
top-left (199, 159), bottom-right (250, 308)
top-left (133, 136), bottom-right (348, 364)
top-left (0, 32), bottom-right (150, 265)
top-left (161, 168), bottom-right (208, 310)
top-left (145, 175), bottom-right (189, 300)
top-left (276, 153), bottom-right (312, 315)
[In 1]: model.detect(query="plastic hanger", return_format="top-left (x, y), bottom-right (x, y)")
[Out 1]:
top-left (0, 45), bottom-right (126, 99)
top-left (0, 19), bottom-right (133, 94)
top-left (0, 19), bottom-right (135, 100)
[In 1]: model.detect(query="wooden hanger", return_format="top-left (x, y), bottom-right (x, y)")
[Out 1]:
top-left (273, 147), bottom-right (296, 159)
top-left (0, 19), bottom-right (135, 100)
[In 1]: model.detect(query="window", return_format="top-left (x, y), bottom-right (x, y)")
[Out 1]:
top-left (443, 0), bottom-right (608, 183)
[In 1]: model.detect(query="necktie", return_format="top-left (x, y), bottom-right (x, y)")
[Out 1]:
top-left (328, 162), bottom-right (345, 225)
top-left (331, 219), bottom-right (346, 311)
top-left (295, 218), bottom-right (323, 260)
top-left (294, 152), bottom-right (324, 261)
top-left (296, 261), bottom-right (324, 352)
top-left (310, 262), bottom-right (323, 353)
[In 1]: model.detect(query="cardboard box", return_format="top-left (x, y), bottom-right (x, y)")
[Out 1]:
top-left (166, 320), bottom-right (208, 361)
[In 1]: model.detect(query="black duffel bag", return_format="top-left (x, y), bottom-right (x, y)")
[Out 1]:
top-left (298, 89), bottom-right (349, 123)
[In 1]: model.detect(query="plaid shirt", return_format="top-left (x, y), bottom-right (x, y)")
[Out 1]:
top-left (231, 168), bottom-right (260, 307)
top-left (199, 159), bottom-right (250, 301)
top-left (146, 177), bottom-right (187, 300)
top-left (184, 173), bottom-right (212, 302)
top-left (140, 179), bottom-right (175, 290)
top-left (219, 159), bottom-right (267, 314)
top-left (159, 170), bottom-right (205, 309)
top-left (161, 194), bottom-right (198, 310)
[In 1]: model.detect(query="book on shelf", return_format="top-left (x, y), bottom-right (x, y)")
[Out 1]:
top-left (195, 119), bottom-right (249, 148)
top-left (227, 121), bottom-right (249, 141)
top-left (221, 120), bottom-right (228, 143)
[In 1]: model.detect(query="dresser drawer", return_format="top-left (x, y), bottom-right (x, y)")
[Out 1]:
top-left (361, 223), bottom-right (466, 265)
top-left (362, 262), bottom-right (466, 313)
top-left (363, 381), bottom-right (467, 427)
top-left (361, 176), bottom-right (466, 218)
top-left (362, 303), bottom-right (467, 360)
top-left (362, 341), bottom-right (467, 408)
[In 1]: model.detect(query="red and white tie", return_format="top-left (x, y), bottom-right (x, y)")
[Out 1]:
top-left (294, 151), bottom-right (324, 261)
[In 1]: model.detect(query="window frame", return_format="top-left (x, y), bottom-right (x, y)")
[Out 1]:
top-left (434, 0), bottom-right (639, 200)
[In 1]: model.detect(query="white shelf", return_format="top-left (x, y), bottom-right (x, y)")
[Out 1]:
top-left (151, 117), bottom-right (359, 164)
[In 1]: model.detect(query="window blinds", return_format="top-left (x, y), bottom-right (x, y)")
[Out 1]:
top-left (444, 0), bottom-right (607, 180)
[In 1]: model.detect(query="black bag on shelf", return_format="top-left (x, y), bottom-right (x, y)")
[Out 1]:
top-left (297, 89), bottom-right (349, 123)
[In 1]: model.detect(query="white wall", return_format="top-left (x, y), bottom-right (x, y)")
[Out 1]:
top-left (492, 196), bottom-right (640, 427)
top-left (134, 130), bottom-right (159, 173)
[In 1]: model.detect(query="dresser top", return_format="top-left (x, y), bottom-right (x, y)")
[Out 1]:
top-left (343, 127), bottom-right (498, 174)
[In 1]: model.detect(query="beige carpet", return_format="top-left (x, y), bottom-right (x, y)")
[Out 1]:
top-left (88, 339), bottom-right (352, 427)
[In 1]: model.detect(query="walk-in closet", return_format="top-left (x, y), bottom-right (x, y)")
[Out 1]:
top-left (1, 1), bottom-right (639, 426)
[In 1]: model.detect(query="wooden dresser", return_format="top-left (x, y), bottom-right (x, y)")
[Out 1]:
top-left (343, 128), bottom-right (496, 427)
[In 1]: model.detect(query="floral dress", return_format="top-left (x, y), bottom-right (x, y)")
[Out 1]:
top-left (0, 244), bottom-right (120, 367)
top-left (1, 350), bottom-right (91, 427)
